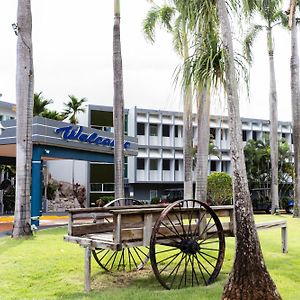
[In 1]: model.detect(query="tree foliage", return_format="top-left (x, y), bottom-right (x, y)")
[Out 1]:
top-left (244, 138), bottom-right (293, 192)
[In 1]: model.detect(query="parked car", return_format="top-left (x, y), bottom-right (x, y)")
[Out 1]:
top-left (160, 188), bottom-right (184, 203)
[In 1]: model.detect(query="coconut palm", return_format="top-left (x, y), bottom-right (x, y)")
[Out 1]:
top-left (244, 0), bottom-right (287, 214)
top-left (113, 0), bottom-right (125, 199)
top-left (288, 0), bottom-right (300, 217)
top-left (41, 109), bottom-right (64, 121)
top-left (144, 2), bottom-right (194, 199)
top-left (12, 0), bottom-right (34, 238)
top-left (216, 0), bottom-right (281, 298)
top-left (33, 92), bottom-right (53, 116)
top-left (62, 95), bottom-right (87, 125)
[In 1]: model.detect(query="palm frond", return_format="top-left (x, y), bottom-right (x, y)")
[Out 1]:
top-left (243, 24), bottom-right (263, 63)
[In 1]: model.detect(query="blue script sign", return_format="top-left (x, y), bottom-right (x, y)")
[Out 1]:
top-left (54, 126), bottom-right (131, 149)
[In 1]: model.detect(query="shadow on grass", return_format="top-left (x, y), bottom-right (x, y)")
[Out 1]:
top-left (55, 267), bottom-right (228, 300)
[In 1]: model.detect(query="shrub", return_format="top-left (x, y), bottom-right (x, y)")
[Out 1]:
top-left (151, 197), bottom-right (160, 204)
top-left (46, 182), bottom-right (58, 200)
top-left (207, 172), bottom-right (233, 205)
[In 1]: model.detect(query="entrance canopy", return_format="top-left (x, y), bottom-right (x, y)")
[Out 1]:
top-left (0, 116), bottom-right (138, 163)
top-left (0, 116), bottom-right (138, 224)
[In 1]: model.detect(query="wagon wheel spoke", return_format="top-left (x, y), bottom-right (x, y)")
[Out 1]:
top-left (150, 199), bottom-right (225, 289)
top-left (92, 198), bottom-right (148, 273)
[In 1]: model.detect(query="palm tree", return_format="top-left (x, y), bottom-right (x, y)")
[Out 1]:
top-left (41, 109), bottom-right (64, 121)
top-left (143, 3), bottom-right (194, 199)
top-left (63, 95), bottom-right (87, 124)
top-left (113, 0), bottom-right (125, 200)
top-left (216, 0), bottom-right (281, 298)
top-left (33, 92), bottom-right (53, 116)
top-left (62, 95), bottom-right (87, 193)
top-left (288, 0), bottom-right (300, 217)
top-left (12, 0), bottom-right (34, 238)
top-left (244, 0), bottom-right (287, 214)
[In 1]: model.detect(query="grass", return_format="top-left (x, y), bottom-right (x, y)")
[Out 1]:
top-left (0, 214), bottom-right (299, 300)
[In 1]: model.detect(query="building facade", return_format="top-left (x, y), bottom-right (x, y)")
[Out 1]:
top-left (0, 100), bottom-right (293, 206)
top-left (84, 105), bottom-right (293, 205)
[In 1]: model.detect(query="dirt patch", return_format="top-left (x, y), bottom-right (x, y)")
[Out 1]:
top-left (92, 267), bottom-right (154, 290)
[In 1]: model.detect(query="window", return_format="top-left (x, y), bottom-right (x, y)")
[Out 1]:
top-left (137, 158), bottom-right (145, 170)
top-left (149, 124), bottom-right (158, 136)
top-left (175, 159), bottom-right (179, 171)
top-left (210, 161), bottom-right (217, 171)
top-left (242, 130), bottom-right (247, 142)
top-left (252, 131), bottom-right (257, 141)
top-left (210, 128), bottom-right (216, 139)
top-left (137, 123), bottom-right (145, 135)
top-left (150, 159), bottom-right (158, 170)
top-left (175, 125), bottom-right (179, 137)
top-left (163, 159), bottom-right (170, 170)
top-left (162, 124), bottom-right (170, 137)
top-left (282, 133), bottom-right (286, 139)
top-left (222, 161), bottom-right (228, 172)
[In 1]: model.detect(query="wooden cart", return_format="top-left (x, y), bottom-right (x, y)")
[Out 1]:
top-left (64, 199), bottom-right (236, 291)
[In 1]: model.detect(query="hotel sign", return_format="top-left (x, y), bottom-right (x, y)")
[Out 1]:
top-left (54, 125), bottom-right (131, 149)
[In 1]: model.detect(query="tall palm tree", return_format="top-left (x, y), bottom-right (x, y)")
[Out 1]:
top-left (113, 0), bottom-right (125, 200)
top-left (216, 0), bottom-right (281, 298)
top-left (63, 95), bottom-right (87, 125)
top-left (33, 92), bottom-right (53, 116)
top-left (143, 3), bottom-right (194, 199)
top-left (288, 0), bottom-right (300, 217)
top-left (244, 0), bottom-right (286, 214)
top-left (12, 0), bottom-right (34, 238)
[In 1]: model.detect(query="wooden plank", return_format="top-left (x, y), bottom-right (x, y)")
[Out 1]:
top-left (143, 214), bottom-right (153, 246)
top-left (281, 227), bottom-right (288, 253)
top-left (255, 220), bottom-right (286, 231)
top-left (72, 222), bottom-right (114, 236)
top-left (113, 214), bottom-right (122, 245)
top-left (63, 235), bottom-right (92, 247)
top-left (84, 247), bottom-right (91, 292)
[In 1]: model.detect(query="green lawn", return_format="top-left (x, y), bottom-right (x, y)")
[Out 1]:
top-left (0, 214), bottom-right (299, 300)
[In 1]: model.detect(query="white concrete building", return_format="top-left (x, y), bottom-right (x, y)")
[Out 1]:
top-left (0, 100), bottom-right (293, 205)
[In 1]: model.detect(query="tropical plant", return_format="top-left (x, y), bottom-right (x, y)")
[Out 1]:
top-left (288, 0), bottom-right (300, 217)
top-left (12, 0), bottom-right (34, 238)
top-left (41, 109), bottom-right (64, 121)
top-left (207, 172), bottom-right (233, 205)
top-left (62, 95), bottom-right (87, 124)
top-left (244, 0), bottom-right (288, 214)
top-left (143, 2), bottom-right (194, 200)
top-left (113, 0), bottom-right (125, 200)
top-left (33, 92), bottom-right (53, 116)
top-left (216, 0), bottom-right (281, 298)
top-left (244, 138), bottom-right (293, 196)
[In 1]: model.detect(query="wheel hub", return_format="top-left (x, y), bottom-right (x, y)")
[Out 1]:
top-left (178, 239), bottom-right (200, 255)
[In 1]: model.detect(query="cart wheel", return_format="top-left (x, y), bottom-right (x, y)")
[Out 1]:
top-left (92, 246), bottom-right (149, 272)
top-left (92, 198), bottom-right (149, 272)
top-left (150, 199), bottom-right (225, 289)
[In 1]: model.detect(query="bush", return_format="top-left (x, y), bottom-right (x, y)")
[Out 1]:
top-left (207, 172), bottom-right (233, 205)
top-left (151, 197), bottom-right (160, 204)
top-left (96, 195), bottom-right (114, 207)
top-left (46, 182), bottom-right (58, 200)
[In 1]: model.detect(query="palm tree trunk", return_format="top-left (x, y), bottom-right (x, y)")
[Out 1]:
top-left (195, 87), bottom-right (210, 202)
top-left (216, 0), bottom-right (281, 298)
top-left (267, 27), bottom-right (279, 214)
top-left (290, 3), bottom-right (300, 217)
top-left (113, 0), bottom-right (125, 200)
top-left (182, 27), bottom-right (193, 200)
top-left (12, 0), bottom-right (34, 238)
